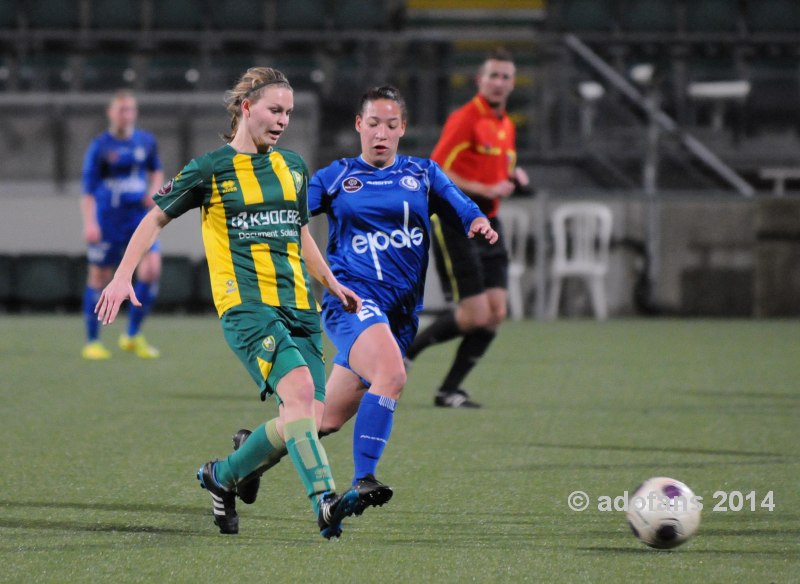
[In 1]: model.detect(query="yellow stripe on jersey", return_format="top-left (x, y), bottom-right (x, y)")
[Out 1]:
top-left (203, 176), bottom-right (241, 316)
top-left (257, 356), bottom-right (273, 383)
top-left (233, 153), bottom-right (264, 205)
top-left (442, 141), bottom-right (471, 171)
top-left (286, 242), bottom-right (311, 310)
top-left (250, 242), bottom-right (281, 306)
top-left (431, 214), bottom-right (460, 303)
top-left (269, 150), bottom-right (297, 201)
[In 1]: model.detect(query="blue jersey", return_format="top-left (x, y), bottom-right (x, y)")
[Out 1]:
top-left (309, 155), bottom-right (484, 314)
top-left (81, 129), bottom-right (161, 242)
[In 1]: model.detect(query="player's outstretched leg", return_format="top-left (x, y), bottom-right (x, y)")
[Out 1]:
top-left (352, 474), bottom-right (393, 516)
top-left (197, 461), bottom-right (238, 534)
top-left (350, 392), bottom-right (396, 514)
top-left (223, 419), bottom-right (287, 504)
top-left (317, 490), bottom-right (360, 539)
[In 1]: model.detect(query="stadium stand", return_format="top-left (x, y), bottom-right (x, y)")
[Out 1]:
top-left (156, 256), bottom-right (196, 312)
top-left (89, 0), bottom-right (143, 30)
top-left (685, 0), bottom-right (741, 34)
top-left (14, 255), bottom-right (73, 310)
top-left (2, 0), bottom-right (800, 316)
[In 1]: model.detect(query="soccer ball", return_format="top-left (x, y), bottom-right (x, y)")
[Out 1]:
top-left (626, 476), bottom-right (701, 549)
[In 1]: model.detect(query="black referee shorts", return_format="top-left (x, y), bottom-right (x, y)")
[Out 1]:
top-left (430, 215), bottom-right (508, 303)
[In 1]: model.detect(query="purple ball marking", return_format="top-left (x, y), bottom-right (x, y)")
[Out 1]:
top-left (663, 484), bottom-right (682, 499)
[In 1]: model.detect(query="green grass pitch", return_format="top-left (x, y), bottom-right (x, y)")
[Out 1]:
top-left (1, 315), bottom-right (798, 582)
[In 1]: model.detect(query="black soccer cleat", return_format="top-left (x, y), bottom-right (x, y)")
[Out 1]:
top-left (197, 461), bottom-right (239, 534)
top-left (352, 474), bottom-right (394, 516)
top-left (317, 489), bottom-right (360, 539)
top-left (232, 429), bottom-right (261, 505)
top-left (434, 388), bottom-right (482, 409)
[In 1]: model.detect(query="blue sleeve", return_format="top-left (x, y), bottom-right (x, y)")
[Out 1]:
top-left (145, 134), bottom-right (162, 172)
top-left (427, 161), bottom-right (484, 234)
top-left (308, 163), bottom-right (337, 216)
top-left (81, 138), bottom-right (102, 196)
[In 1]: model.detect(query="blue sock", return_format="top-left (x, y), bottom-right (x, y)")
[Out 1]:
top-left (352, 392), bottom-right (396, 484)
top-left (128, 280), bottom-right (158, 336)
top-left (83, 286), bottom-right (101, 342)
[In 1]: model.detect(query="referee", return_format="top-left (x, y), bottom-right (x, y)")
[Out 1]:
top-left (405, 47), bottom-right (530, 408)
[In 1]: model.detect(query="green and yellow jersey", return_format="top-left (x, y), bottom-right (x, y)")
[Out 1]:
top-left (154, 144), bottom-right (315, 317)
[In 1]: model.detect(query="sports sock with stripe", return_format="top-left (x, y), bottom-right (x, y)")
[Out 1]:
top-left (284, 417), bottom-right (335, 514)
top-left (214, 418), bottom-right (286, 489)
top-left (352, 391), bottom-right (396, 484)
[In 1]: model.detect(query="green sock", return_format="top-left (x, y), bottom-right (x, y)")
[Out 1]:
top-left (284, 417), bottom-right (335, 513)
top-left (215, 419), bottom-right (285, 489)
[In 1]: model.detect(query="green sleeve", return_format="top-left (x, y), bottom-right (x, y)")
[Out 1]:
top-left (154, 155), bottom-right (211, 218)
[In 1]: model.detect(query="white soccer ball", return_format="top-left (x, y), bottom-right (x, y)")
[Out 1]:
top-left (626, 476), bottom-right (701, 549)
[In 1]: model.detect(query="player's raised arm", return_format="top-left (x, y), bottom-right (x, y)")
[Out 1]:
top-left (300, 225), bottom-right (361, 313)
top-left (95, 206), bottom-right (171, 325)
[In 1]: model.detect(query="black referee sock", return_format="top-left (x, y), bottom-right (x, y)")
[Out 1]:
top-left (439, 328), bottom-right (496, 392)
top-left (405, 311), bottom-right (461, 360)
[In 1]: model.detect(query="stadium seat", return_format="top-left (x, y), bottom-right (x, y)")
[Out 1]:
top-left (18, 53), bottom-right (73, 91)
top-left (0, 0), bottom-right (19, 29)
top-left (559, 0), bottom-right (616, 32)
top-left (144, 54), bottom-right (202, 90)
top-left (498, 203), bottom-right (532, 320)
top-left (90, 0), bottom-right (143, 29)
top-left (14, 254), bottom-right (73, 310)
top-left (151, 0), bottom-right (206, 30)
top-left (685, 0), bottom-right (740, 33)
top-left (26, 0), bottom-right (81, 29)
top-left (82, 54), bottom-right (136, 90)
top-left (747, 0), bottom-right (800, 33)
top-left (207, 54), bottom-right (257, 88)
top-left (619, 0), bottom-right (676, 33)
top-left (275, 0), bottom-right (328, 30)
top-left (210, 0), bottom-right (265, 30)
top-left (156, 256), bottom-right (196, 311)
top-left (547, 202), bottom-right (613, 321)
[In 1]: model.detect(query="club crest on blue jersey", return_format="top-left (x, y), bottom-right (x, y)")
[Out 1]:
top-left (342, 177), bottom-right (363, 193)
top-left (399, 176), bottom-right (420, 191)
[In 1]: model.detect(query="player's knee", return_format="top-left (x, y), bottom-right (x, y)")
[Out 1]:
top-left (460, 311), bottom-right (492, 330)
top-left (279, 381), bottom-right (315, 409)
top-left (490, 304), bottom-right (507, 326)
top-left (373, 367), bottom-right (406, 398)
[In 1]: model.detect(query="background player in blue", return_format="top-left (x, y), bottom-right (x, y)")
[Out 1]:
top-left (231, 86), bottom-right (497, 507)
top-left (80, 90), bottom-right (164, 360)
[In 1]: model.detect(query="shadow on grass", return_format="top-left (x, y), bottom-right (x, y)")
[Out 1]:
top-left (166, 392), bottom-right (255, 402)
top-left (514, 442), bottom-right (788, 459)
top-left (0, 517), bottom-right (200, 536)
top-left (0, 500), bottom-right (200, 516)
top-left (579, 546), bottom-right (795, 557)
top-left (680, 389), bottom-right (800, 401)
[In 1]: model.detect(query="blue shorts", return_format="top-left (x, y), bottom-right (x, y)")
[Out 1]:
top-left (321, 294), bottom-right (419, 375)
top-left (88, 239), bottom-right (160, 267)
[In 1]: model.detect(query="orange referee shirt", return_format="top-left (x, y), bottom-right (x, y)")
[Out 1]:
top-left (431, 94), bottom-right (517, 218)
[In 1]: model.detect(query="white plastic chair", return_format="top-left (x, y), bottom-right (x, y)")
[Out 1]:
top-left (498, 204), bottom-right (531, 320)
top-left (547, 202), bottom-right (613, 320)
